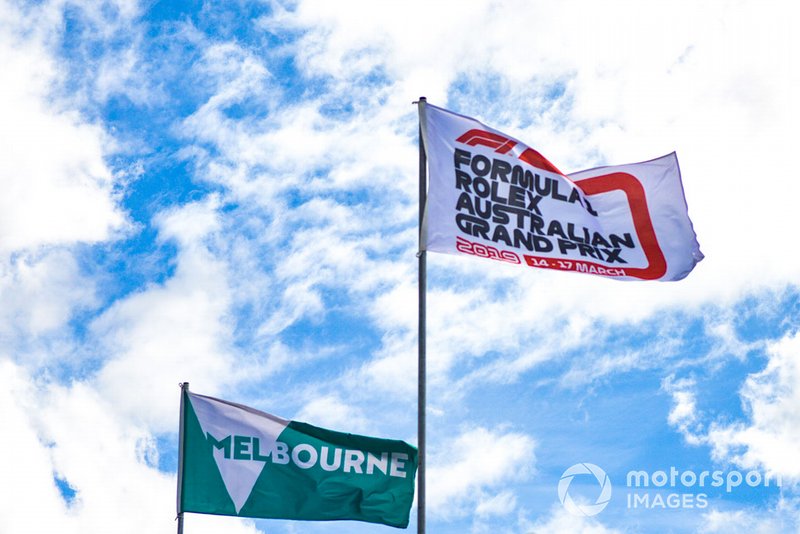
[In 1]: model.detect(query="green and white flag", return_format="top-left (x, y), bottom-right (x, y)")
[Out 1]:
top-left (178, 390), bottom-right (418, 529)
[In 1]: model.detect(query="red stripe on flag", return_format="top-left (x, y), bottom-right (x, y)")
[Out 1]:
top-left (575, 172), bottom-right (667, 280)
top-left (518, 148), bottom-right (564, 176)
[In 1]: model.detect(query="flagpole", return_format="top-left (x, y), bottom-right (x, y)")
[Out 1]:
top-left (416, 96), bottom-right (427, 534)
top-left (177, 382), bottom-right (189, 534)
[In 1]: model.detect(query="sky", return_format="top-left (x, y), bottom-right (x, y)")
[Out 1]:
top-left (1, 0), bottom-right (799, 532)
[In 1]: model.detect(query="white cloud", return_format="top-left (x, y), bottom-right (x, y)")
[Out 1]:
top-left (663, 375), bottom-right (704, 446)
top-left (0, 359), bottom-right (72, 534)
top-left (427, 426), bottom-right (535, 519)
top-left (475, 489), bottom-right (517, 518)
top-left (703, 318), bottom-right (764, 362)
top-left (0, 249), bottom-right (97, 339)
top-left (295, 395), bottom-right (370, 433)
top-left (91, 199), bottom-right (238, 432)
top-left (0, 1), bottom-right (127, 254)
top-left (705, 331), bottom-right (800, 480)
top-left (0, 358), bottom-right (262, 534)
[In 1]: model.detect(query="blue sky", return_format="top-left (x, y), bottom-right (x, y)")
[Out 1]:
top-left (2, 1), bottom-right (800, 533)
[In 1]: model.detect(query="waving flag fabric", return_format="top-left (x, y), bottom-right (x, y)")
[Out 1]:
top-left (179, 390), bottom-right (418, 529)
top-left (421, 103), bottom-right (703, 281)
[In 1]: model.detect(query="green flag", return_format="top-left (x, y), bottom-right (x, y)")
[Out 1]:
top-left (178, 390), bottom-right (418, 529)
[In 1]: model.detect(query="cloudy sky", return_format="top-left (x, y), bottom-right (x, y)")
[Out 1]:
top-left (2, 0), bottom-right (799, 532)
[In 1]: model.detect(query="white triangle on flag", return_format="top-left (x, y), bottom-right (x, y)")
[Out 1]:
top-left (188, 392), bottom-right (289, 513)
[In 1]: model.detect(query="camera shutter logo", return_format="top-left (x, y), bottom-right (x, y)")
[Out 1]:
top-left (558, 463), bottom-right (612, 516)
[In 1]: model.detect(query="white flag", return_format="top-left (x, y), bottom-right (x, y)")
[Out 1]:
top-left (421, 103), bottom-right (703, 281)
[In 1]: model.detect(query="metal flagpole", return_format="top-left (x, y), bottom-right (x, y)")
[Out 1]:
top-left (177, 382), bottom-right (189, 534)
top-left (416, 96), bottom-right (428, 534)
